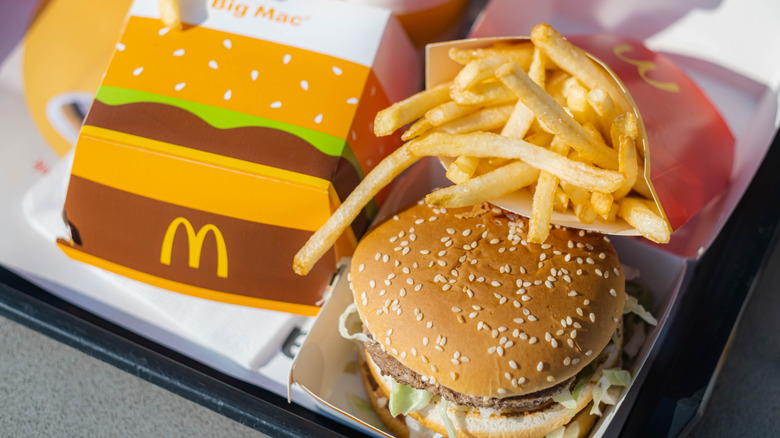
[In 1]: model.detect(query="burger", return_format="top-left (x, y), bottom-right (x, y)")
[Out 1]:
top-left (339, 200), bottom-right (628, 438)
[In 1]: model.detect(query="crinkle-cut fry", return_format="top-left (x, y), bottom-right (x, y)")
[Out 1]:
top-left (411, 132), bottom-right (624, 193)
top-left (586, 88), bottom-right (619, 135)
top-left (446, 156), bottom-right (481, 184)
top-left (618, 197), bottom-right (671, 244)
top-left (435, 104), bottom-right (515, 135)
top-left (531, 23), bottom-right (632, 114)
top-left (159, 0), bottom-right (182, 30)
top-left (293, 144), bottom-right (419, 275)
top-left (590, 191), bottom-right (614, 217)
top-left (426, 101), bottom-right (479, 126)
top-left (496, 62), bottom-right (618, 170)
top-left (374, 82), bottom-right (451, 137)
top-left (448, 42), bottom-right (534, 68)
top-left (401, 117), bottom-right (434, 141)
top-left (450, 80), bottom-right (516, 106)
top-left (426, 161), bottom-right (539, 208)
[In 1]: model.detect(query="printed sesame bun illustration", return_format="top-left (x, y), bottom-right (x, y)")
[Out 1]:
top-left (57, 5), bottom-right (415, 315)
top-left (343, 201), bottom-right (626, 437)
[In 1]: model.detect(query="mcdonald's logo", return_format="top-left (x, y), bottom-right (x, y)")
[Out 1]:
top-left (160, 217), bottom-right (228, 278)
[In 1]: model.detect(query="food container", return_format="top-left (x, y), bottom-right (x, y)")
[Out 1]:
top-left (55, 0), bottom-right (421, 316)
top-left (288, 0), bottom-right (779, 436)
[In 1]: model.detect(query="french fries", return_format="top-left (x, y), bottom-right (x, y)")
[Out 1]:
top-left (158, 0), bottom-right (182, 30)
top-left (293, 23), bottom-right (672, 276)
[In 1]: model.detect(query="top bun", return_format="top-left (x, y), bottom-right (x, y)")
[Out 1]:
top-left (350, 202), bottom-right (625, 399)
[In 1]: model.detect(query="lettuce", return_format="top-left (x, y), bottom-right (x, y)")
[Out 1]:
top-left (389, 382), bottom-right (433, 417)
top-left (437, 399), bottom-right (457, 438)
top-left (552, 387), bottom-right (577, 412)
top-left (590, 368), bottom-right (632, 416)
top-left (571, 360), bottom-right (598, 400)
top-left (623, 294), bottom-right (658, 326)
top-left (338, 303), bottom-right (371, 343)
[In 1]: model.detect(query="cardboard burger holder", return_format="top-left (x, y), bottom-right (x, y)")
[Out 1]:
top-left (289, 6), bottom-right (738, 438)
top-left (57, 0), bottom-right (421, 316)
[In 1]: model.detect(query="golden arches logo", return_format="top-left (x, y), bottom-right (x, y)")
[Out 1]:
top-left (160, 217), bottom-right (228, 278)
top-left (613, 44), bottom-right (680, 93)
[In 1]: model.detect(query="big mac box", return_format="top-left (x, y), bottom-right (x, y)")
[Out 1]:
top-left (56, 0), bottom-right (420, 316)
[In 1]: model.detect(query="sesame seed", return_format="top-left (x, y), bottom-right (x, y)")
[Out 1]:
top-left (435, 345), bottom-right (444, 351)
top-left (384, 280), bottom-right (391, 286)
top-left (513, 300), bottom-right (521, 308)
top-left (523, 309), bottom-right (530, 316)
top-left (585, 349), bottom-right (593, 356)
top-left (547, 376), bottom-right (555, 382)
top-left (561, 319), bottom-right (567, 327)
top-left (369, 280), bottom-right (376, 288)
top-left (529, 337), bottom-right (538, 344)
top-left (613, 317), bottom-right (619, 323)
top-left (614, 267), bottom-right (620, 275)
top-left (556, 329), bottom-right (564, 336)
top-left (452, 307), bottom-right (461, 312)
top-left (415, 219), bottom-right (425, 224)
top-left (509, 360), bottom-right (518, 369)
top-left (403, 267), bottom-right (410, 274)
top-left (610, 288), bottom-right (617, 297)
top-left (431, 365), bottom-right (437, 372)
top-left (490, 239), bottom-right (500, 244)
top-left (505, 372), bottom-right (512, 380)
top-left (537, 362), bottom-right (544, 371)
top-left (498, 388), bottom-right (507, 394)
top-left (571, 330), bottom-right (577, 338)
top-left (569, 291), bottom-right (578, 297)
top-left (402, 247), bottom-right (410, 255)
top-left (438, 250), bottom-right (447, 257)
top-left (519, 333), bottom-right (528, 340)
top-left (358, 264), bottom-right (365, 272)
top-left (545, 281), bottom-right (553, 288)
top-left (423, 337), bottom-right (429, 346)
top-left (488, 346), bottom-right (496, 354)
top-left (383, 254), bottom-right (390, 262)
top-left (551, 339), bottom-right (559, 348)
top-left (457, 315), bottom-right (465, 323)
top-left (572, 358), bottom-right (581, 365)
top-left (461, 356), bottom-right (470, 362)
top-left (497, 347), bottom-right (504, 356)
top-left (429, 216), bottom-right (437, 222)
top-left (411, 348), bottom-right (417, 356)
top-left (415, 284), bottom-right (422, 291)
top-left (573, 322), bottom-right (582, 329)
top-left (400, 352), bottom-right (407, 358)
top-left (420, 250), bottom-right (430, 255)
top-left (589, 313), bottom-right (596, 322)
top-left (584, 299), bottom-right (590, 305)
top-left (521, 295), bottom-right (531, 302)
top-left (391, 348), bottom-right (398, 355)
top-left (410, 234), bottom-right (417, 241)
top-left (438, 260), bottom-right (447, 267)
top-left (528, 315), bottom-right (538, 322)
top-left (463, 229), bottom-right (472, 236)
top-left (407, 278), bottom-right (414, 285)
top-left (518, 377), bottom-right (526, 384)
top-left (540, 254), bottom-right (547, 261)
top-left (451, 372), bottom-right (458, 380)
top-left (426, 321), bottom-right (433, 328)
top-left (469, 312), bottom-right (478, 319)
top-left (511, 379), bottom-right (518, 388)
top-left (564, 357), bottom-right (571, 366)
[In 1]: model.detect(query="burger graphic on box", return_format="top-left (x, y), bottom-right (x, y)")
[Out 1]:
top-left (57, 0), bottom-right (420, 315)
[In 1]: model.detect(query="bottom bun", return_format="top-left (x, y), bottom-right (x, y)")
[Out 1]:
top-left (359, 327), bottom-right (622, 438)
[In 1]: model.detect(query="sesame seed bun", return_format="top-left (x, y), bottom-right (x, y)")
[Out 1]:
top-left (350, 201), bottom-right (626, 399)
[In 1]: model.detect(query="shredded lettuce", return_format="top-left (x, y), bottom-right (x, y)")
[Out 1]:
top-left (571, 360), bottom-right (598, 400)
top-left (437, 399), bottom-right (457, 438)
top-left (552, 387), bottom-right (577, 413)
top-left (545, 425), bottom-right (566, 438)
top-left (389, 382), bottom-right (433, 417)
top-left (623, 294), bottom-right (658, 326)
top-left (590, 368), bottom-right (632, 416)
top-left (338, 303), bottom-right (372, 343)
